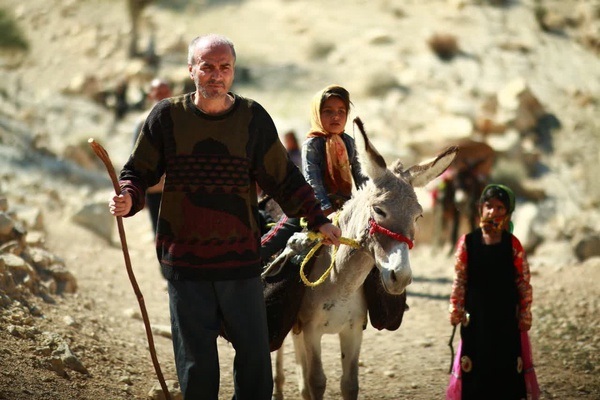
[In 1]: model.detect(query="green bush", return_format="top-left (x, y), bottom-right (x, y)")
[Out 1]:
top-left (0, 8), bottom-right (29, 52)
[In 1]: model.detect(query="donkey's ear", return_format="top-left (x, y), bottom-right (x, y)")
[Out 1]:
top-left (353, 117), bottom-right (387, 181)
top-left (405, 146), bottom-right (458, 187)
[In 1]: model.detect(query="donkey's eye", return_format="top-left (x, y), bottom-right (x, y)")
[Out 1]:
top-left (373, 206), bottom-right (386, 217)
top-left (416, 214), bottom-right (423, 222)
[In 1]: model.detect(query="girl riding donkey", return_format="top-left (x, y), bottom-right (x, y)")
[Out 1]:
top-left (271, 116), bottom-right (458, 400)
top-left (261, 85), bottom-right (407, 338)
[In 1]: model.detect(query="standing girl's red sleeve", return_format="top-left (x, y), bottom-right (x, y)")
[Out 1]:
top-left (449, 235), bottom-right (468, 325)
top-left (512, 235), bottom-right (533, 331)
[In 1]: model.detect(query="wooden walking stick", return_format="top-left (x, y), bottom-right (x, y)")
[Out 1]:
top-left (88, 138), bottom-right (171, 400)
top-left (448, 312), bottom-right (469, 374)
top-left (448, 324), bottom-right (457, 374)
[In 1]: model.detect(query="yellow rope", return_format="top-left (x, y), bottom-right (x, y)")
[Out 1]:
top-left (299, 213), bottom-right (360, 287)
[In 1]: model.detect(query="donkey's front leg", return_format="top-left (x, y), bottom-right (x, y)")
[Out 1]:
top-left (272, 343), bottom-right (286, 400)
top-left (293, 328), bottom-right (327, 400)
top-left (338, 324), bottom-right (363, 400)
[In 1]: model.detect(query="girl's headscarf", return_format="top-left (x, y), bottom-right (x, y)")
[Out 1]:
top-left (479, 184), bottom-right (516, 233)
top-left (306, 85), bottom-right (353, 199)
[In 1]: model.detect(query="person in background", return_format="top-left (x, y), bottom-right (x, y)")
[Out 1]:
top-left (113, 78), bottom-right (130, 122)
top-left (283, 130), bottom-right (302, 168)
top-left (260, 85), bottom-right (365, 261)
top-left (108, 33), bottom-right (340, 400)
top-left (447, 184), bottom-right (537, 400)
top-left (257, 130), bottom-right (302, 234)
top-left (133, 78), bottom-right (173, 235)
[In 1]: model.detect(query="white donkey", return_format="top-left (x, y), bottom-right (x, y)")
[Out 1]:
top-left (271, 118), bottom-right (457, 400)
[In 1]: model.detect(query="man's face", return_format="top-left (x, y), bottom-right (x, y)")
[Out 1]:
top-left (188, 42), bottom-right (235, 100)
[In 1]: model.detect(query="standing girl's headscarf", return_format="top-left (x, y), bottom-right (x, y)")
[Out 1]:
top-left (306, 85), bottom-right (353, 199)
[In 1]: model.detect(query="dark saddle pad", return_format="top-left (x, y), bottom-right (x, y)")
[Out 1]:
top-left (262, 256), bottom-right (311, 351)
top-left (219, 248), bottom-right (316, 352)
top-left (221, 253), bottom-right (407, 350)
top-left (222, 197), bottom-right (305, 351)
top-left (363, 267), bottom-right (409, 331)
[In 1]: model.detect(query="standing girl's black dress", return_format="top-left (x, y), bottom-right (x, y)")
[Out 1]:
top-left (461, 229), bottom-right (526, 400)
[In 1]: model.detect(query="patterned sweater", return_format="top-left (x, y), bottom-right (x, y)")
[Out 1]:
top-left (120, 93), bottom-right (329, 281)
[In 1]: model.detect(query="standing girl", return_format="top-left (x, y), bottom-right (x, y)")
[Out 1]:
top-left (447, 184), bottom-right (538, 400)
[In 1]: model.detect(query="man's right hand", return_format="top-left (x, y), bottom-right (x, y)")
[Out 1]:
top-left (318, 222), bottom-right (341, 247)
top-left (109, 191), bottom-right (132, 217)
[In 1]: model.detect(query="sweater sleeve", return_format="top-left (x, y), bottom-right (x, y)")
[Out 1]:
top-left (512, 235), bottom-right (533, 331)
top-left (250, 104), bottom-right (329, 231)
top-left (449, 234), bottom-right (468, 325)
top-left (118, 100), bottom-right (169, 217)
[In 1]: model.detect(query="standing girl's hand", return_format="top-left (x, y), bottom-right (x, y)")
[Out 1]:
top-left (450, 309), bottom-right (464, 326)
top-left (519, 312), bottom-right (532, 331)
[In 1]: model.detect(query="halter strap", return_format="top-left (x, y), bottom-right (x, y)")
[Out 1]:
top-left (301, 213), bottom-right (360, 287)
top-left (368, 217), bottom-right (414, 249)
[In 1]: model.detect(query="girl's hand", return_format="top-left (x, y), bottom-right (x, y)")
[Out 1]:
top-left (519, 318), bottom-right (531, 331)
top-left (450, 310), bottom-right (464, 326)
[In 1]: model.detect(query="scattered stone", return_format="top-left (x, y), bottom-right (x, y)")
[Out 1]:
top-left (53, 342), bottom-right (89, 375)
top-left (572, 233), bottom-right (600, 262)
top-left (147, 380), bottom-right (183, 400)
top-left (71, 201), bottom-right (115, 244)
top-left (151, 324), bottom-right (172, 339)
top-left (63, 315), bottom-right (80, 328)
top-left (9, 205), bottom-right (44, 231)
top-left (124, 307), bottom-right (142, 320)
top-left (512, 202), bottom-right (543, 253)
top-left (0, 213), bottom-right (15, 236)
top-left (530, 240), bottom-right (577, 270)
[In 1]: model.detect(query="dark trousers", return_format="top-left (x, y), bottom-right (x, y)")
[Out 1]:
top-left (168, 277), bottom-right (273, 400)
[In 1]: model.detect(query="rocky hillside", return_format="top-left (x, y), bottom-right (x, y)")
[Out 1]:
top-left (0, 0), bottom-right (599, 399)
top-left (2, 0), bottom-right (599, 255)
